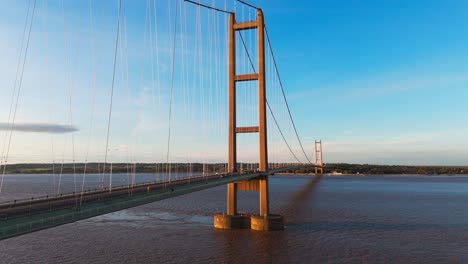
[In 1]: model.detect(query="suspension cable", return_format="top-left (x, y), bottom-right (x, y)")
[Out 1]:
top-left (166, 0), bottom-right (179, 181)
top-left (42, 0), bottom-right (57, 194)
top-left (184, 0), bottom-right (233, 14)
top-left (237, 32), bottom-right (301, 164)
top-left (0, 0), bottom-right (32, 176)
top-left (264, 26), bottom-right (311, 163)
top-left (81, 0), bottom-right (98, 205)
top-left (267, 101), bottom-right (301, 163)
top-left (101, 0), bottom-right (122, 190)
top-left (235, 0), bottom-right (258, 10)
top-left (0, 0), bottom-right (37, 193)
top-left (235, 0), bottom-right (312, 164)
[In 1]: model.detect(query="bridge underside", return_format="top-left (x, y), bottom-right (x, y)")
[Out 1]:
top-left (0, 166), bottom-right (310, 241)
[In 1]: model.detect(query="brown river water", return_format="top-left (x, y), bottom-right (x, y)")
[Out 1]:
top-left (0, 174), bottom-right (468, 263)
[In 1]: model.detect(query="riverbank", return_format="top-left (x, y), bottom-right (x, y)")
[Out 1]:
top-left (291, 163), bottom-right (468, 175)
top-left (2, 163), bottom-right (468, 176)
top-left (276, 172), bottom-right (468, 176)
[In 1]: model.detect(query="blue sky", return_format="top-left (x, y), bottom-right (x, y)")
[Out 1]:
top-left (0, 0), bottom-right (467, 165)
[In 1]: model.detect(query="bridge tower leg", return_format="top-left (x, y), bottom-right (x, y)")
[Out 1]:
top-left (214, 9), bottom-right (284, 231)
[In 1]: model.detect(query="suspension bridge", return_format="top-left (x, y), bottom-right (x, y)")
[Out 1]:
top-left (0, 0), bottom-right (322, 240)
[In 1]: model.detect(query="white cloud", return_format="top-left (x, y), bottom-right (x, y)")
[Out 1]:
top-left (0, 122), bottom-right (78, 133)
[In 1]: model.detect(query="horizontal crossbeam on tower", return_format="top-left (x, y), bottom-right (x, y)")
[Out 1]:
top-left (234, 73), bottom-right (258, 82)
top-left (233, 21), bottom-right (257, 31)
top-left (235, 126), bottom-right (259, 133)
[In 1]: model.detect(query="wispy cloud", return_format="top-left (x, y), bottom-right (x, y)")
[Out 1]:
top-left (0, 123), bottom-right (78, 134)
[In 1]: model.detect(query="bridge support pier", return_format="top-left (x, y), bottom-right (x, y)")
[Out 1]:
top-left (227, 182), bottom-right (237, 215)
top-left (214, 176), bottom-right (284, 231)
top-left (213, 9), bottom-right (283, 231)
top-left (251, 215), bottom-right (284, 231)
top-left (214, 213), bottom-right (284, 231)
top-left (214, 214), bottom-right (250, 229)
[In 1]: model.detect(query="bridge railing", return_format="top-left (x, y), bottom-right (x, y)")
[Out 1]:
top-left (0, 164), bottom-right (315, 207)
top-left (0, 172), bottom-right (227, 208)
top-left (0, 165), bottom-right (316, 217)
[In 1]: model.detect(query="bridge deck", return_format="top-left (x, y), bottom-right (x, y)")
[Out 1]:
top-left (0, 166), bottom-right (308, 240)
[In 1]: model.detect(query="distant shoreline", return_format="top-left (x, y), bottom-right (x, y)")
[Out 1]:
top-left (6, 172), bottom-right (467, 177)
top-left (2, 163), bottom-right (468, 176)
top-left (276, 173), bottom-right (467, 176)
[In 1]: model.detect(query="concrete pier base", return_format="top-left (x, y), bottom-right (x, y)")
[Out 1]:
top-left (214, 213), bottom-right (284, 231)
top-left (214, 213), bottom-right (250, 229)
top-left (250, 214), bottom-right (284, 231)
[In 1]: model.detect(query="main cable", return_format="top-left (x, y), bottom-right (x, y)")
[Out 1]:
top-left (264, 26), bottom-right (311, 164)
top-left (237, 32), bottom-right (302, 164)
top-left (184, 0), bottom-right (233, 14)
top-left (235, 0), bottom-right (312, 164)
top-left (235, 0), bottom-right (258, 10)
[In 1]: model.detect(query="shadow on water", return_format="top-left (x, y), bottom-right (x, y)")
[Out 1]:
top-left (209, 176), bottom-right (324, 262)
top-left (278, 174), bottom-right (323, 223)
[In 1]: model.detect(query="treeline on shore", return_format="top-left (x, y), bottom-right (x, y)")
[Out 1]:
top-left (1, 163), bottom-right (229, 174)
top-left (2, 163), bottom-right (468, 175)
top-left (291, 163), bottom-right (468, 175)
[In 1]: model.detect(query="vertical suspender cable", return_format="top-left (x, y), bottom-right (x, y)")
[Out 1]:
top-left (121, 10), bottom-right (131, 185)
top-left (0, 1), bottom-right (31, 175)
top-left (81, 0), bottom-right (98, 204)
top-left (153, 0), bottom-right (162, 181)
top-left (41, 0), bottom-right (57, 193)
top-left (59, 0), bottom-right (69, 195)
top-left (102, 0), bottom-right (122, 191)
top-left (0, 0), bottom-right (37, 193)
top-left (147, 0), bottom-right (157, 180)
top-left (166, 0), bottom-right (179, 181)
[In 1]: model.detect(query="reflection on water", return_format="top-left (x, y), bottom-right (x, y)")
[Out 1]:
top-left (1, 174), bottom-right (468, 263)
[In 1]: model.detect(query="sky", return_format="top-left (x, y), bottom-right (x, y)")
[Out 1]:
top-left (0, 0), bottom-right (467, 165)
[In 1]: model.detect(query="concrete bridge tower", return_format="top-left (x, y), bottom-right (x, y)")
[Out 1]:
top-left (214, 9), bottom-right (284, 231)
